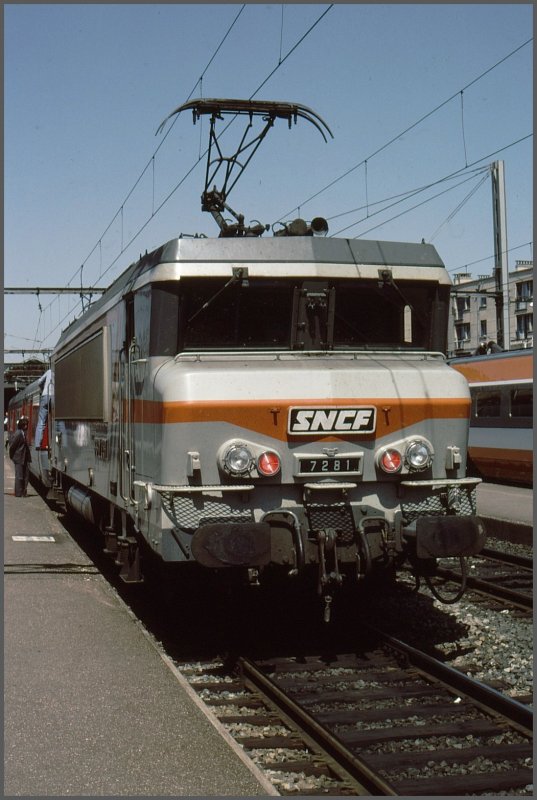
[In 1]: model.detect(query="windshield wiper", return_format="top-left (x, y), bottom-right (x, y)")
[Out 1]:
top-left (187, 269), bottom-right (247, 325)
top-left (378, 269), bottom-right (430, 331)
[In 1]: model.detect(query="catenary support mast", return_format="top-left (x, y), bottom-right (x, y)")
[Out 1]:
top-left (491, 160), bottom-right (510, 350)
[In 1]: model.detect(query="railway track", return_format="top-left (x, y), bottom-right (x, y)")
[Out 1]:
top-left (425, 548), bottom-right (533, 612)
top-left (178, 628), bottom-right (533, 796)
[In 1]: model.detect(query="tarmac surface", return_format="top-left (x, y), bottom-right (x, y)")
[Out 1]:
top-left (4, 454), bottom-right (275, 797)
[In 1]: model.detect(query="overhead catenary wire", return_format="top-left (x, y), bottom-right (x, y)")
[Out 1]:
top-left (448, 241), bottom-right (534, 275)
top-left (250, 4), bottom-right (333, 98)
top-left (9, 17), bottom-right (532, 356)
top-left (326, 165), bottom-right (489, 223)
top-left (32, 292), bottom-right (42, 350)
top-left (460, 90), bottom-right (469, 168)
top-left (278, 36), bottom-right (533, 221)
top-left (329, 134), bottom-right (532, 238)
top-left (354, 164), bottom-right (519, 241)
top-left (38, 5), bottom-right (335, 347)
top-left (427, 171), bottom-right (489, 242)
top-left (331, 170), bottom-right (490, 239)
top-left (449, 269), bottom-right (535, 301)
top-left (38, 5), bottom-right (247, 313)
top-left (41, 150), bottom-right (532, 349)
top-left (278, 4), bottom-right (284, 65)
top-left (37, 26), bottom-right (531, 346)
top-left (77, 3), bottom-right (332, 289)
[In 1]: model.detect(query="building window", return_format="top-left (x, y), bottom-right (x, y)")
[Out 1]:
top-left (480, 320), bottom-right (487, 337)
top-left (516, 314), bottom-right (533, 340)
top-left (515, 280), bottom-right (533, 312)
top-left (479, 296), bottom-right (487, 309)
top-left (516, 280), bottom-right (533, 301)
top-left (455, 297), bottom-right (467, 319)
top-left (455, 322), bottom-right (471, 343)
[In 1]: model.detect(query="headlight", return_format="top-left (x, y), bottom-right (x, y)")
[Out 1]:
top-left (223, 444), bottom-right (253, 475)
top-left (405, 440), bottom-right (433, 471)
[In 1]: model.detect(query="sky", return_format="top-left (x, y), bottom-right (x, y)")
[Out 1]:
top-left (4, 3), bottom-right (533, 363)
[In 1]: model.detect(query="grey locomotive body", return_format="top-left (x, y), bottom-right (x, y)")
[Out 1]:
top-left (8, 99), bottom-right (486, 614)
top-left (13, 234), bottom-right (483, 605)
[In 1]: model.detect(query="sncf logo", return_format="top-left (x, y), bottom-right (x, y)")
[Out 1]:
top-left (288, 406), bottom-right (376, 435)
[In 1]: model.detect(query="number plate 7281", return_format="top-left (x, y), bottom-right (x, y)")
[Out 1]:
top-left (298, 456), bottom-right (361, 474)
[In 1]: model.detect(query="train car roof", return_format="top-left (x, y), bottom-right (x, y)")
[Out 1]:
top-left (449, 348), bottom-right (533, 383)
top-left (8, 376), bottom-right (44, 407)
top-left (147, 235), bottom-right (446, 267)
top-left (54, 234), bottom-right (447, 353)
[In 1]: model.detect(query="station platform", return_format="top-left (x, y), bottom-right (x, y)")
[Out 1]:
top-left (4, 455), bottom-right (275, 797)
top-left (476, 481), bottom-right (533, 544)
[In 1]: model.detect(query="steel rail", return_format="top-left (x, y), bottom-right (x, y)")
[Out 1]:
top-left (439, 569), bottom-right (533, 610)
top-left (479, 547), bottom-right (533, 570)
top-left (367, 626), bottom-right (533, 733)
top-left (433, 561), bottom-right (533, 610)
top-left (238, 655), bottom-right (399, 796)
top-left (239, 636), bottom-right (532, 797)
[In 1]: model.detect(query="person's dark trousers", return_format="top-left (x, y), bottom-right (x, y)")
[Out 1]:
top-left (15, 462), bottom-right (30, 497)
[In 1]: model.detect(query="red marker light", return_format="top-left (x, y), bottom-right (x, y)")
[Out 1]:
top-left (257, 451), bottom-right (281, 476)
top-left (379, 448), bottom-right (402, 473)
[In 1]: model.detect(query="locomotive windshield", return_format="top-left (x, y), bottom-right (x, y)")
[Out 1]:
top-left (149, 278), bottom-right (449, 355)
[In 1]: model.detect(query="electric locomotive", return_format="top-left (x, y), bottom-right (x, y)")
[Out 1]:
top-left (8, 100), bottom-right (486, 616)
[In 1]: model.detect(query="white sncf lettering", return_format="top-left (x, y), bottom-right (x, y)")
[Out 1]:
top-left (310, 410), bottom-right (338, 431)
top-left (289, 407), bottom-right (376, 434)
top-left (292, 410), bottom-right (316, 432)
top-left (352, 409), bottom-right (374, 430)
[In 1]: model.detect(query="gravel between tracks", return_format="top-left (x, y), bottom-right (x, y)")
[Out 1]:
top-left (181, 536), bottom-right (533, 795)
top-left (387, 535), bottom-right (533, 701)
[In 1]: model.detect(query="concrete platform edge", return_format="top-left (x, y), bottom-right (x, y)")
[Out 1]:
top-left (481, 516), bottom-right (532, 545)
top-left (108, 586), bottom-right (280, 797)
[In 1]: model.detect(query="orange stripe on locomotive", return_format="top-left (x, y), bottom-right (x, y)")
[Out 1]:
top-left (128, 396), bottom-right (470, 440)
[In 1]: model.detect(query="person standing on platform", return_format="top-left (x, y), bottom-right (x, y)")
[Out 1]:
top-left (35, 368), bottom-right (53, 449)
top-left (9, 416), bottom-right (31, 497)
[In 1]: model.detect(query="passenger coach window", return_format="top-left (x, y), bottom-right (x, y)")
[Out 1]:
top-left (475, 390), bottom-right (501, 417)
top-left (510, 386), bottom-right (533, 418)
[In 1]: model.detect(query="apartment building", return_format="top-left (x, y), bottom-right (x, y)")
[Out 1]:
top-left (448, 259), bottom-right (533, 357)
